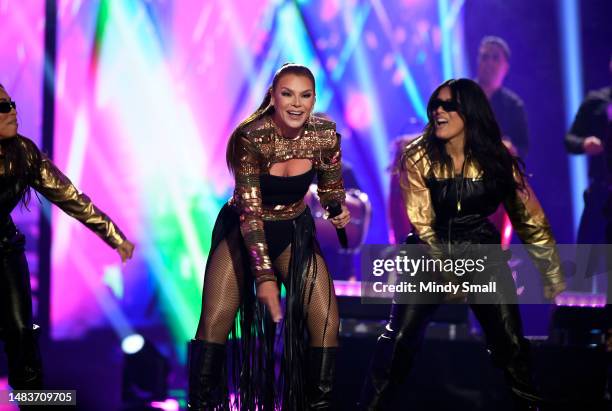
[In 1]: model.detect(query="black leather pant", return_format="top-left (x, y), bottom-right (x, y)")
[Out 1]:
top-left (362, 260), bottom-right (539, 410)
top-left (0, 223), bottom-right (43, 390)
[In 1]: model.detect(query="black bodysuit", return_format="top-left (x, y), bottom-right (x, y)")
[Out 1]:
top-left (261, 169), bottom-right (316, 261)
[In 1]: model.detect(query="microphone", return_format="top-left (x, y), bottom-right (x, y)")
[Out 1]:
top-left (325, 200), bottom-right (348, 249)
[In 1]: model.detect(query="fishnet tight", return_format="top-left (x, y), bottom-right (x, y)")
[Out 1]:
top-left (195, 227), bottom-right (339, 347)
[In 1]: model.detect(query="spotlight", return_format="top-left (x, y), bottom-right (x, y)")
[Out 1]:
top-left (122, 334), bottom-right (145, 354)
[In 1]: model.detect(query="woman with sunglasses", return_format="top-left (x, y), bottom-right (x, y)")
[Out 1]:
top-left (0, 84), bottom-right (135, 391)
top-left (189, 63), bottom-right (349, 410)
top-left (359, 79), bottom-right (565, 410)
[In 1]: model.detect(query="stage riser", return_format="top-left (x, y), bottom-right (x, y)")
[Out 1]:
top-left (335, 337), bottom-right (608, 411)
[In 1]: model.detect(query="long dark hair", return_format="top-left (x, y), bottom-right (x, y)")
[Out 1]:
top-left (225, 63), bottom-right (316, 174)
top-left (422, 78), bottom-right (526, 199)
top-left (0, 83), bottom-right (39, 208)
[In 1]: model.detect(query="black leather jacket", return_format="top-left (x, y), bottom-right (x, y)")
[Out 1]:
top-left (400, 135), bottom-right (564, 286)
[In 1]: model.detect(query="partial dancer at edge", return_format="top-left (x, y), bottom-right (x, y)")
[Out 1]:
top-left (0, 84), bottom-right (135, 395)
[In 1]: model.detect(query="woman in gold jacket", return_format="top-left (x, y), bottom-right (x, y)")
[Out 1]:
top-left (189, 64), bottom-right (350, 410)
top-left (0, 84), bottom-right (134, 391)
top-left (360, 79), bottom-right (565, 411)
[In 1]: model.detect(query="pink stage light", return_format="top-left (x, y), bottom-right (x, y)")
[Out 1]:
top-left (345, 91), bottom-right (373, 130)
top-left (150, 398), bottom-right (179, 411)
top-left (0, 377), bottom-right (18, 410)
top-left (334, 280), bottom-right (362, 297)
top-left (320, 0), bottom-right (341, 22)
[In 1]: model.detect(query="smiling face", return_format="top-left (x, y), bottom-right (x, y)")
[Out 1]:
top-left (0, 87), bottom-right (18, 139)
top-left (270, 73), bottom-right (315, 136)
top-left (431, 86), bottom-right (465, 142)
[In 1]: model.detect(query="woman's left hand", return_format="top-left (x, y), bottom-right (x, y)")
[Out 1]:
top-left (329, 204), bottom-right (351, 229)
top-left (117, 239), bottom-right (135, 263)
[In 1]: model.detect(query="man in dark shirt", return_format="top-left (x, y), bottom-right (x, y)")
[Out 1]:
top-left (565, 88), bottom-right (611, 201)
top-left (477, 36), bottom-right (529, 159)
top-left (476, 36), bottom-right (530, 251)
top-left (565, 55), bottom-right (612, 300)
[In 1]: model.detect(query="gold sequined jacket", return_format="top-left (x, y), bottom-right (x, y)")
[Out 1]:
top-left (230, 116), bottom-right (345, 283)
top-left (400, 136), bottom-right (563, 286)
top-left (0, 135), bottom-right (126, 248)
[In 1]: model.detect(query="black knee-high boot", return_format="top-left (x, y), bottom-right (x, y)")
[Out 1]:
top-left (307, 347), bottom-right (337, 410)
top-left (502, 341), bottom-right (542, 411)
top-left (359, 333), bottom-right (421, 411)
top-left (359, 302), bottom-right (438, 411)
top-left (474, 303), bottom-right (543, 411)
top-left (187, 339), bottom-right (227, 411)
top-left (358, 334), bottom-right (398, 411)
top-left (5, 325), bottom-right (43, 391)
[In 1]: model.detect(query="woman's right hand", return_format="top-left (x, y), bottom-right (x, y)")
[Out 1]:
top-left (256, 281), bottom-right (283, 323)
top-left (117, 239), bottom-right (135, 263)
top-left (544, 280), bottom-right (566, 300)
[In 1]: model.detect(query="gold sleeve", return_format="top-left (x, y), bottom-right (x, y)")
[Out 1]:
top-left (232, 135), bottom-right (275, 284)
top-left (29, 151), bottom-right (126, 249)
top-left (399, 154), bottom-right (438, 246)
top-left (317, 132), bottom-right (346, 208)
top-left (503, 175), bottom-right (564, 285)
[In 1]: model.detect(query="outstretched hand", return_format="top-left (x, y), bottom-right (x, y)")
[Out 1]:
top-left (117, 240), bottom-right (135, 263)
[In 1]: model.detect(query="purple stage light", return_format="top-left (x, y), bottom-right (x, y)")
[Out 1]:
top-left (555, 292), bottom-right (606, 308)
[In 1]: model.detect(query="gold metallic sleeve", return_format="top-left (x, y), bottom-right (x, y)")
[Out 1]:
top-left (232, 134), bottom-right (275, 284)
top-left (28, 148), bottom-right (126, 249)
top-left (317, 132), bottom-right (346, 209)
top-left (399, 153), bottom-right (438, 247)
top-left (503, 173), bottom-right (564, 285)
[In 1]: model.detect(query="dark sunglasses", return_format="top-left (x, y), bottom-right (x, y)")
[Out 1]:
top-left (429, 99), bottom-right (458, 114)
top-left (0, 101), bottom-right (16, 114)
